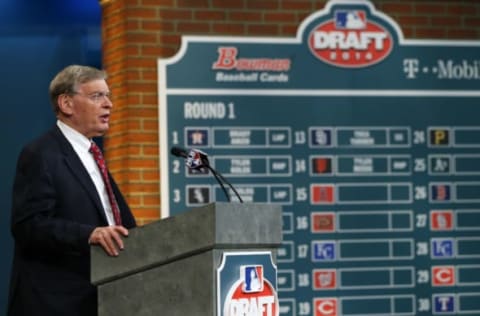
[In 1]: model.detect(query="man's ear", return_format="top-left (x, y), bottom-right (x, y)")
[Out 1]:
top-left (57, 94), bottom-right (74, 116)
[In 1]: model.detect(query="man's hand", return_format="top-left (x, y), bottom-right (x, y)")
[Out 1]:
top-left (88, 226), bottom-right (129, 256)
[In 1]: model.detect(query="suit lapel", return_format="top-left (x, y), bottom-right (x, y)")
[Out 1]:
top-left (51, 127), bottom-right (109, 224)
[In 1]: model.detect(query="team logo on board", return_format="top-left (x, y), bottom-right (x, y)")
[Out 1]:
top-left (432, 266), bottom-right (455, 286)
top-left (186, 128), bottom-right (209, 147)
top-left (187, 186), bottom-right (210, 205)
top-left (314, 298), bottom-right (338, 316)
top-left (431, 238), bottom-right (454, 259)
top-left (312, 241), bottom-right (336, 262)
top-left (430, 210), bottom-right (454, 231)
top-left (311, 157), bottom-right (333, 175)
top-left (430, 184), bottom-right (451, 202)
top-left (311, 184), bottom-right (335, 204)
top-left (313, 269), bottom-right (337, 290)
top-left (433, 294), bottom-right (455, 313)
top-left (308, 9), bottom-right (393, 67)
top-left (311, 212), bottom-right (335, 232)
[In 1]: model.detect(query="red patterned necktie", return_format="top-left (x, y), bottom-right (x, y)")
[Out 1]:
top-left (89, 141), bottom-right (122, 225)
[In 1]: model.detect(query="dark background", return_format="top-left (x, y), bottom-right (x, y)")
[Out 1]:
top-left (0, 0), bottom-right (102, 311)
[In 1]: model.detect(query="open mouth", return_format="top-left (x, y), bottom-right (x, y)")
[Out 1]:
top-left (100, 114), bottom-right (110, 123)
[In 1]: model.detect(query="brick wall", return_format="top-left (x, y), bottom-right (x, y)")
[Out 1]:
top-left (99, 0), bottom-right (480, 225)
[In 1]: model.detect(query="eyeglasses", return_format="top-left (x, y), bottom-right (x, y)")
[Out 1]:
top-left (71, 91), bottom-right (112, 103)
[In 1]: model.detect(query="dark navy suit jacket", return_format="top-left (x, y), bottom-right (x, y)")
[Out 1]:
top-left (7, 126), bottom-right (136, 316)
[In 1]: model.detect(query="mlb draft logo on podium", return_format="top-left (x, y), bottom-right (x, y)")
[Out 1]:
top-left (242, 265), bottom-right (264, 293)
top-left (218, 252), bottom-right (279, 316)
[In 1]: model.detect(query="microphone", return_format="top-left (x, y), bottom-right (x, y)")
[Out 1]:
top-left (170, 146), bottom-right (188, 158)
top-left (185, 148), bottom-right (209, 170)
top-left (170, 146), bottom-right (243, 203)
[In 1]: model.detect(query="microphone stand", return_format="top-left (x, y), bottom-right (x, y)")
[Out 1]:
top-left (199, 155), bottom-right (244, 203)
top-left (170, 146), bottom-right (244, 203)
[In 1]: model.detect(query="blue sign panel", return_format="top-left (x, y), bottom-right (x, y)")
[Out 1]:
top-left (159, 0), bottom-right (480, 315)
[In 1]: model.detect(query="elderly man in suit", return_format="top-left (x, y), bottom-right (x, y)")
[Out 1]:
top-left (7, 65), bottom-right (136, 316)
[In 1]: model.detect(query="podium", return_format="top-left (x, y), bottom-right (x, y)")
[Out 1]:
top-left (91, 202), bottom-right (283, 316)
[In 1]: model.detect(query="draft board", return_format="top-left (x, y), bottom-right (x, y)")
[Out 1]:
top-left (158, 1), bottom-right (480, 315)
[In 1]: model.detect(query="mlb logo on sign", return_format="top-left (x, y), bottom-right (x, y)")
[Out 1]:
top-left (307, 3), bottom-right (393, 68)
top-left (335, 10), bottom-right (366, 29)
top-left (218, 252), bottom-right (279, 316)
top-left (242, 266), bottom-right (264, 293)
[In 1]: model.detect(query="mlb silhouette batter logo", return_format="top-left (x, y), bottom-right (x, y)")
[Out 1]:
top-left (335, 10), bottom-right (366, 29)
top-left (242, 265), bottom-right (264, 293)
top-left (219, 252), bottom-right (279, 316)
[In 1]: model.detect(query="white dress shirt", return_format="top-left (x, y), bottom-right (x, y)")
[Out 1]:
top-left (57, 120), bottom-right (115, 226)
